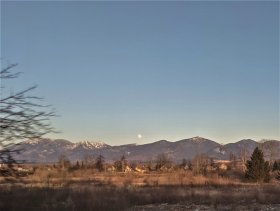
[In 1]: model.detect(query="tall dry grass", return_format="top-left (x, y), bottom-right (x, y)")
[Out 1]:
top-left (0, 184), bottom-right (279, 211)
top-left (22, 167), bottom-right (245, 188)
top-left (1, 166), bottom-right (280, 210)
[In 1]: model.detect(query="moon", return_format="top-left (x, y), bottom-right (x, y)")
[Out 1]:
top-left (137, 134), bottom-right (142, 139)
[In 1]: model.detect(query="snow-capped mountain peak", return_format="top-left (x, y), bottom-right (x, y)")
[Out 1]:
top-left (76, 141), bottom-right (108, 149)
top-left (23, 139), bottom-right (50, 145)
top-left (190, 136), bottom-right (207, 142)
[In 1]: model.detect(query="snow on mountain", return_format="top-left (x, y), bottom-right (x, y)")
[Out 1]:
top-left (75, 141), bottom-right (109, 149)
top-left (189, 136), bottom-right (207, 142)
top-left (23, 139), bottom-right (50, 145)
top-left (22, 139), bottom-right (109, 150)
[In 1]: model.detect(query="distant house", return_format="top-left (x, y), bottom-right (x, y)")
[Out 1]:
top-left (135, 166), bottom-right (148, 173)
top-left (214, 160), bottom-right (231, 171)
top-left (124, 166), bottom-right (132, 173)
top-left (218, 163), bottom-right (228, 170)
top-left (106, 165), bottom-right (116, 172)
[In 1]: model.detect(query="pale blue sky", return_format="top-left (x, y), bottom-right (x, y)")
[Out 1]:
top-left (1, 1), bottom-right (279, 144)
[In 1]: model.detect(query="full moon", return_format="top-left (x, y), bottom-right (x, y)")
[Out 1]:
top-left (137, 134), bottom-right (142, 139)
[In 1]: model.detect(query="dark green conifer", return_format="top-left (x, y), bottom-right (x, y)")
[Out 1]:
top-left (245, 147), bottom-right (270, 183)
top-left (95, 155), bottom-right (105, 172)
top-left (272, 160), bottom-right (280, 171)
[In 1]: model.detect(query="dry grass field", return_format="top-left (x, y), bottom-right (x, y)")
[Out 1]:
top-left (0, 166), bottom-right (280, 211)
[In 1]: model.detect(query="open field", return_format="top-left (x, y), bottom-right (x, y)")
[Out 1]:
top-left (1, 169), bottom-right (280, 211)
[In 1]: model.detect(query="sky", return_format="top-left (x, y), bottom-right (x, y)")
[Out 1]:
top-left (1, 1), bottom-right (279, 145)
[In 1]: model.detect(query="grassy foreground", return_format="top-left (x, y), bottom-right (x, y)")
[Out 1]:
top-left (0, 184), bottom-right (280, 211)
top-left (0, 171), bottom-right (280, 211)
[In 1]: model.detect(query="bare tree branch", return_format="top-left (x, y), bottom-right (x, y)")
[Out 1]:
top-left (0, 63), bottom-right (56, 173)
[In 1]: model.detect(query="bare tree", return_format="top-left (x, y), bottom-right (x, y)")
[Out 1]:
top-left (191, 154), bottom-right (211, 175)
top-left (82, 154), bottom-right (95, 168)
top-left (258, 139), bottom-right (279, 165)
top-left (229, 152), bottom-right (238, 169)
top-left (155, 153), bottom-right (171, 170)
top-left (113, 155), bottom-right (127, 172)
top-left (0, 63), bottom-right (55, 168)
top-left (238, 145), bottom-right (250, 172)
top-left (120, 154), bottom-right (127, 172)
top-left (58, 155), bottom-right (71, 170)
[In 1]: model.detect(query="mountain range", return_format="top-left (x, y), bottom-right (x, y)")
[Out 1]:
top-left (9, 137), bottom-right (280, 163)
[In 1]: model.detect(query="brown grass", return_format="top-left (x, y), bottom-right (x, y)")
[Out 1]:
top-left (0, 183), bottom-right (280, 211)
top-left (19, 168), bottom-right (245, 188)
top-left (0, 168), bottom-right (280, 210)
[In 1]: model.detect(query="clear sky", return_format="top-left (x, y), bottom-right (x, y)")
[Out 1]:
top-left (1, 1), bottom-right (279, 145)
